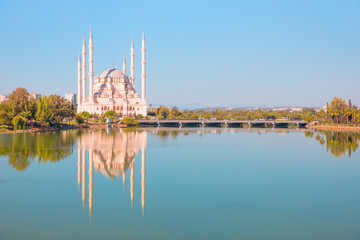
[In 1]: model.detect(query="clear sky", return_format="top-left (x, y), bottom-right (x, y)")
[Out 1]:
top-left (0, 0), bottom-right (359, 107)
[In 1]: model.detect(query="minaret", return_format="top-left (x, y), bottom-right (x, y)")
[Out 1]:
top-left (141, 30), bottom-right (146, 104)
top-left (77, 52), bottom-right (82, 106)
top-left (88, 26), bottom-right (94, 102)
top-left (130, 37), bottom-right (135, 84)
top-left (82, 34), bottom-right (87, 102)
top-left (123, 54), bottom-right (126, 75)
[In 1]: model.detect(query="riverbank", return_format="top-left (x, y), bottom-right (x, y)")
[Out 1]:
top-left (0, 123), bottom-right (128, 134)
top-left (308, 125), bottom-right (360, 132)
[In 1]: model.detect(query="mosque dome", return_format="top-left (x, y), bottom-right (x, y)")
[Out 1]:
top-left (100, 68), bottom-right (125, 78)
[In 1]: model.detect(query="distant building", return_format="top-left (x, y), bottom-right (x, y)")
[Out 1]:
top-left (148, 103), bottom-right (152, 112)
top-left (29, 93), bottom-right (40, 101)
top-left (0, 94), bottom-right (9, 103)
top-left (65, 92), bottom-right (77, 106)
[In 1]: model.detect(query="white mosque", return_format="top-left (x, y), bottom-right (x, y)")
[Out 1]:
top-left (77, 26), bottom-right (147, 116)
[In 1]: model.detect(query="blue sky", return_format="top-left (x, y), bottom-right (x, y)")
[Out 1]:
top-left (0, 0), bottom-right (359, 107)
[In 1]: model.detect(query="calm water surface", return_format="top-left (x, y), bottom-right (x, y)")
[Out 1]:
top-left (0, 128), bottom-right (360, 240)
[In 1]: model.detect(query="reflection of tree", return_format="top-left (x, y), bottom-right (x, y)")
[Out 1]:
top-left (310, 131), bottom-right (360, 158)
top-left (0, 131), bottom-right (76, 171)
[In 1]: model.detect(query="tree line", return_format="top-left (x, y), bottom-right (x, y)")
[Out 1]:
top-left (0, 88), bottom-right (75, 130)
top-left (148, 106), bottom-right (317, 121)
top-left (1, 88), bottom-right (359, 130)
top-left (148, 97), bottom-right (360, 126)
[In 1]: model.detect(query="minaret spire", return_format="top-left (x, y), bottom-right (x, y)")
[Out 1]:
top-left (130, 36), bottom-right (135, 84)
top-left (82, 33), bottom-right (87, 102)
top-left (88, 26), bottom-right (94, 102)
top-left (141, 30), bottom-right (146, 104)
top-left (123, 54), bottom-right (126, 75)
top-left (77, 51), bottom-right (82, 106)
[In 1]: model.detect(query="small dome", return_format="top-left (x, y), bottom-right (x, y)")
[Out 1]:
top-left (100, 68), bottom-right (125, 78)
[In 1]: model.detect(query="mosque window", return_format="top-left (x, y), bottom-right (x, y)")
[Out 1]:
top-left (121, 106), bottom-right (123, 110)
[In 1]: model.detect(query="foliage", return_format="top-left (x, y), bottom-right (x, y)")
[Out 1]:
top-left (12, 115), bottom-right (27, 130)
top-left (49, 94), bottom-right (75, 125)
top-left (105, 110), bottom-right (117, 120)
top-left (136, 114), bottom-right (144, 119)
top-left (146, 98), bottom-right (360, 126)
top-left (324, 97), bottom-right (360, 125)
top-left (75, 114), bottom-right (85, 125)
top-left (36, 96), bottom-right (54, 125)
top-left (0, 88), bottom-right (77, 130)
top-left (121, 117), bottom-right (139, 126)
top-left (81, 111), bottom-right (91, 119)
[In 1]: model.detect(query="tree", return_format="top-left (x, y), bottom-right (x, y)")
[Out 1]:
top-left (328, 97), bottom-right (347, 124)
top-left (36, 96), bottom-right (54, 126)
top-left (81, 111), bottom-right (91, 120)
top-left (49, 95), bottom-right (75, 126)
top-left (8, 87), bottom-right (30, 116)
top-left (105, 111), bottom-right (116, 120)
top-left (158, 106), bottom-right (170, 119)
top-left (12, 115), bottom-right (27, 130)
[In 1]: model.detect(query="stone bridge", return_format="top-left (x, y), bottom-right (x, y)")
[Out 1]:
top-left (137, 119), bottom-right (307, 128)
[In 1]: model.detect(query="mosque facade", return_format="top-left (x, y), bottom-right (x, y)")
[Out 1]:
top-left (77, 27), bottom-right (147, 116)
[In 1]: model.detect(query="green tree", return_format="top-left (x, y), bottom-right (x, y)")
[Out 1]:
top-left (81, 111), bottom-right (91, 119)
top-left (158, 106), bottom-right (170, 119)
top-left (105, 110), bottom-right (116, 120)
top-left (36, 96), bottom-right (54, 126)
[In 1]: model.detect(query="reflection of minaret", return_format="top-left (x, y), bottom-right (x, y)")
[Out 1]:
top-left (77, 147), bottom-right (81, 192)
top-left (130, 162), bottom-right (134, 209)
top-left (82, 149), bottom-right (86, 211)
top-left (141, 147), bottom-right (146, 217)
top-left (77, 130), bottom-right (148, 219)
top-left (123, 170), bottom-right (126, 192)
top-left (89, 150), bottom-right (93, 222)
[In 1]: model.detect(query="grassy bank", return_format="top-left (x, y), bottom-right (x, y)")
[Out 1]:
top-left (307, 125), bottom-right (360, 132)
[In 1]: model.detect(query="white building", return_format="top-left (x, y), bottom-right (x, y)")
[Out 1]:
top-left (77, 26), bottom-right (147, 117)
top-left (29, 93), bottom-right (40, 101)
top-left (0, 94), bottom-right (9, 103)
top-left (65, 92), bottom-right (77, 106)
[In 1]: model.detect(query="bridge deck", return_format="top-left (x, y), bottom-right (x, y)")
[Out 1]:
top-left (138, 119), bottom-right (305, 124)
top-left (137, 119), bottom-right (307, 127)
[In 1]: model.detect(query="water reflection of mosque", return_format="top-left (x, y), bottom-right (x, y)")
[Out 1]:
top-left (77, 129), bottom-right (147, 220)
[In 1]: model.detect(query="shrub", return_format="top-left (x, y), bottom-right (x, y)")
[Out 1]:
top-left (136, 114), bottom-right (144, 119)
top-left (121, 117), bottom-right (139, 126)
top-left (75, 114), bottom-right (85, 125)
